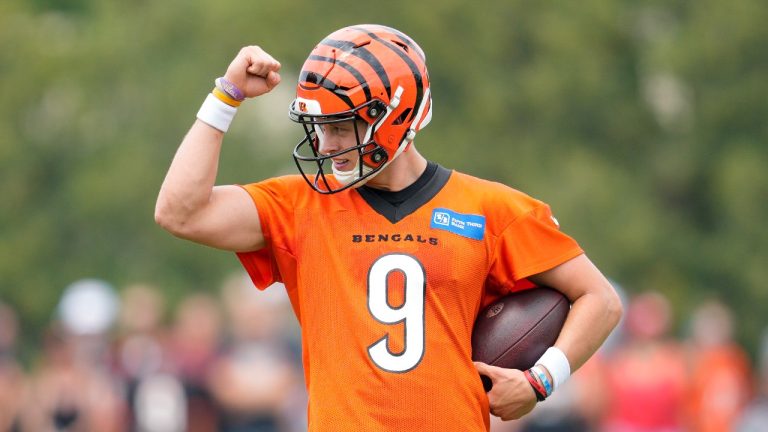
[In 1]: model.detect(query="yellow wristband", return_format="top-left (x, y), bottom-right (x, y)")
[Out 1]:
top-left (212, 87), bottom-right (242, 107)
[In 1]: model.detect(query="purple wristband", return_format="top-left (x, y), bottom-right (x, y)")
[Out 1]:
top-left (215, 77), bottom-right (245, 101)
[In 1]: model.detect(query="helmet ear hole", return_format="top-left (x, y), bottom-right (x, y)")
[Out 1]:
top-left (393, 108), bottom-right (412, 126)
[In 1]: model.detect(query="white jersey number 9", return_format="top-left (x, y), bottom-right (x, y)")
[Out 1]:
top-left (367, 253), bottom-right (426, 373)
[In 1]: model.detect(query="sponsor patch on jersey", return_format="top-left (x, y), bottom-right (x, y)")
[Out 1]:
top-left (430, 208), bottom-right (486, 240)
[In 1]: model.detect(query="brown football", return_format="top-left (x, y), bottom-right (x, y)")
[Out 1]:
top-left (472, 287), bottom-right (569, 374)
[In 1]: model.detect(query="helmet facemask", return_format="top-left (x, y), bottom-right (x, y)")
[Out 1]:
top-left (290, 97), bottom-right (395, 194)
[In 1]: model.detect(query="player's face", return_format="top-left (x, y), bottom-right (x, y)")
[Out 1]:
top-left (317, 119), bottom-right (366, 173)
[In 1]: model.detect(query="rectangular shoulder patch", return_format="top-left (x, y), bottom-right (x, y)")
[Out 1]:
top-left (430, 208), bottom-right (486, 240)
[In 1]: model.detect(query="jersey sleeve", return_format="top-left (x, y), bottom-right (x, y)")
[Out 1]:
top-left (235, 177), bottom-right (298, 290)
top-left (487, 202), bottom-right (583, 293)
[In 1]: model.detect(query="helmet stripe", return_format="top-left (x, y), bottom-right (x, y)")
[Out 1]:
top-left (307, 54), bottom-right (372, 102)
top-left (320, 38), bottom-right (392, 99)
top-left (298, 71), bottom-right (355, 109)
top-left (365, 24), bottom-right (426, 62)
top-left (349, 26), bottom-right (424, 124)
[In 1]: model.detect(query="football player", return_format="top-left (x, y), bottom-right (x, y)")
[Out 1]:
top-left (155, 24), bottom-right (623, 431)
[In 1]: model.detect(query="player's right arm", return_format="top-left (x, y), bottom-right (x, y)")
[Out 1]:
top-left (154, 46), bottom-right (281, 252)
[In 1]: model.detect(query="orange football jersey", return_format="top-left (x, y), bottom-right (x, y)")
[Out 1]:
top-left (236, 166), bottom-right (583, 431)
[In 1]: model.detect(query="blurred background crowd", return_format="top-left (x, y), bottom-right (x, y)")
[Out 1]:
top-left (2, 277), bottom-right (768, 432)
top-left (0, 276), bottom-right (307, 432)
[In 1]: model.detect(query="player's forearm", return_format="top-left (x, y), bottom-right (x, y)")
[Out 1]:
top-left (529, 255), bottom-right (623, 374)
top-left (555, 285), bottom-right (622, 372)
top-left (155, 120), bottom-right (224, 233)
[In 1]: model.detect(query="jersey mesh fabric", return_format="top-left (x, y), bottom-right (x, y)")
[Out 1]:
top-left (236, 170), bottom-right (583, 432)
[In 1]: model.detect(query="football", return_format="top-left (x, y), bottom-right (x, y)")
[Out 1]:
top-left (472, 286), bottom-right (569, 382)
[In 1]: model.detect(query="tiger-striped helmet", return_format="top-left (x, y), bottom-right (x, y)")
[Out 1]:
top-left (289, 24), bottom-right (432, 194)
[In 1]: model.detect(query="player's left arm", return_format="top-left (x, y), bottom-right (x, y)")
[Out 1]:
top-left (475, 253), bottom-right (622, 421)
top-left (528, 253), bottom-right (623, 374)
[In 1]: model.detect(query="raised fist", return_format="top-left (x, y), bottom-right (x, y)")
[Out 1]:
top-left (223, 45), bottom-right (282, 99)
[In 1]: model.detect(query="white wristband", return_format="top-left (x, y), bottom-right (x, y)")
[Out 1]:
top-left (196, 93), bottom-right (237, 132)
top-left (536, 347), bottom-right (571, 391)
